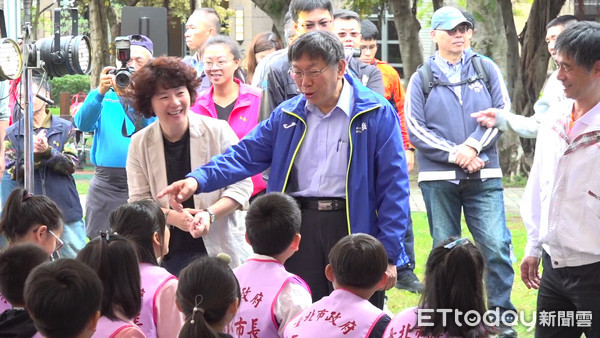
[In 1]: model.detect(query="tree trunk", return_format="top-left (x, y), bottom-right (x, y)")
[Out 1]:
top-left (88, 0), bottom-right (110, 88)
top-left (250, 0), bottom-right (290, 39)
top-left (32, 0), bottom-right (41, 40)
top-left (500, 0), bottom-right (565, 177)
top-left (468, 2), bottom-right (507, 70)
top-left (107, 5), bottom-right (119, 66)
top-left (388, 0), bottom-right (423, 87)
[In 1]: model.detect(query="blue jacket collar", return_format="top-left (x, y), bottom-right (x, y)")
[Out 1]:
top-left (280, 74), bottom-right (382, 119)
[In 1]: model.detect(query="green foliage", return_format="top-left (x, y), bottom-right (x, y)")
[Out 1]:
top-left (49, 75), bottom-right (91, 103)
top-left (348, 0), bottom-right (382, 17)
top-left (503, 175), bottom-right (528, 188)
top-left (201, 0), bottom-right (235, 34)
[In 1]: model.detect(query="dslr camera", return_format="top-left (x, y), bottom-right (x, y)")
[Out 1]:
top-left (109, 36), bottom-right (134, 88)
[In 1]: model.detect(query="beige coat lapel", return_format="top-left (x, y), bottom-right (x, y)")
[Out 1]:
top-left (147, 121), bottom-right (169, 205)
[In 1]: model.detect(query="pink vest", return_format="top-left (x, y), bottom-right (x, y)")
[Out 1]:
top-left (283, 289), bottom-right (385, 338)
top-left (137, 263), bottom-right (176, 338)
top-left (191, 79), bottom-right (266, 196)
top-left (0, 293), bottom-right (12, 314)
top-left (228, 258), bottom-right (310, 338)
top-left (383, 307), bottom-right (435, 338)
top-left (93, 316), bottom-right (139, 338)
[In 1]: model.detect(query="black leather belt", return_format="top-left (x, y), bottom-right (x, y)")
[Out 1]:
top-left (295, 197), bottom-right (346, 211)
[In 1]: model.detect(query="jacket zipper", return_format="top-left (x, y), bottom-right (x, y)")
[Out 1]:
top-left (280, 110), bottom-right (307, 193)
top-left (345, 104), bottom-right (381, 233)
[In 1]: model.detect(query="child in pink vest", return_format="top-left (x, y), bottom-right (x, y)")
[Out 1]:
top-left (283, 234), bottom-right (391, 338)
top-left (228, 193), bottom-right (311, 337)
top-left (384, 237), bottom-right (493, 337)
top-left (77, 234), bottom-right (146, 338)
top-left (176, 256), bottom-right (240, 338)
top-left (24, 259), bottom-right (103, 338)
top-left (111, 200), bottom-right (184, 338)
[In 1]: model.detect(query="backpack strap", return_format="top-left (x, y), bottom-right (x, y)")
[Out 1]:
top-left (418, 55), bottom-right (492, 101)
top-left (471, 55), bottom-right (492, 93)
top-left (417, 62), bottom-right (435, 99)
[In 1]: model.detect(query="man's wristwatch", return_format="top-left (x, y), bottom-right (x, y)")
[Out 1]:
top-left (204, 208), bottom-right (215, 223)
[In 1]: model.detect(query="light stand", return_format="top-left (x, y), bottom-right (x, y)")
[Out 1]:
top-left (21, 22), bottom-right (35, 192)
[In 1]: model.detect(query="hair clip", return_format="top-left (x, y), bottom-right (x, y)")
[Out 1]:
top-left (22, 192), bottom-right (33, 202)
top-left (100, 232), bottom-right (110, 241)
top-left (190, 294), bottom-right (204, 324)
top-left (443, 237), bottom-right (469, 250)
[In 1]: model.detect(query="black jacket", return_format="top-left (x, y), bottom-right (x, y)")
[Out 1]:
top-left (0, 309), bottom-right (37, 338)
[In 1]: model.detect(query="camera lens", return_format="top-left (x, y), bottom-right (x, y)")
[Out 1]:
top-left (115, 70), bottom-right (132, 88)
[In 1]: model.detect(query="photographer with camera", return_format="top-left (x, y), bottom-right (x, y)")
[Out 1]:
top-left (74, 34), bottom-right (156, 239)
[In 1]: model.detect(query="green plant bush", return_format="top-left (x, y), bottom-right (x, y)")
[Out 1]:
top-left (50, 74), bottom-right (91, 103)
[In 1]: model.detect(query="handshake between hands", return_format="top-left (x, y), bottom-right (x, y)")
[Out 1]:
top-left (158, 177), bottom-right (210, 238)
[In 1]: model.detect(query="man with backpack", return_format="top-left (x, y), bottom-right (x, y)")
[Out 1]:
top-left (406, 6), bottom-right (516, 337)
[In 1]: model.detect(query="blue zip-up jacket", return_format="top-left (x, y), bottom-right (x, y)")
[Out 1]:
top-left (73, 89), bottom-right (155, 168)
top-left (188, 74), bottom-right (410, 264)
top-left (406, 50), bottom-right (510, 182)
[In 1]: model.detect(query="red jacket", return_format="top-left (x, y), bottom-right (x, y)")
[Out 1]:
top-left (191, 79), bottom-right (266, 196)
top-left (371, 59), bottom-right (413, 150)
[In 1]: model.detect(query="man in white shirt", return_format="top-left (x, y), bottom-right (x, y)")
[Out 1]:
top-left (471, 15), bottom-right (579, 138)
top-left (520, 21), bottom-right (600, 337)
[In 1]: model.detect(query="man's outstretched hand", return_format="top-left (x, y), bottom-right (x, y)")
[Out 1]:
top-left (157, 177), bottom-right (199, 212)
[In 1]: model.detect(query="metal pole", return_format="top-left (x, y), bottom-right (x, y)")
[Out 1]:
top-left (22, 21), bottom-right (35, 192)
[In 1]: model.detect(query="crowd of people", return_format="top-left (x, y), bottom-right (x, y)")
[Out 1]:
top-left (0, 0), bottom-right (599, 337)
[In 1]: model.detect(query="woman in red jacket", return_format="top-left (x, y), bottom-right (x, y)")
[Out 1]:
top-left (191, 35), bottom-right (265, 198)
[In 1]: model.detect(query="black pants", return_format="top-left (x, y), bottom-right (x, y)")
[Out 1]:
top-left (284, 207), bottom-right (385, 309)
top-left (535, 251), bottom-right (600, 338)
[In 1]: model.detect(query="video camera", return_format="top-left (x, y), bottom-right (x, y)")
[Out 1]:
top-left (109, 36), bottom-right (134, 88)
top-left (344, 47), bottom-right (362, 60)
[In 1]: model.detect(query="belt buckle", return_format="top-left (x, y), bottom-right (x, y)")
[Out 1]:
top-left (317, 200), bottom-right (333, 211)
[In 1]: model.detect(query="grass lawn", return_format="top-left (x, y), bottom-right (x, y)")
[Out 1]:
top-left (386, 212), bottom-right (538, 337)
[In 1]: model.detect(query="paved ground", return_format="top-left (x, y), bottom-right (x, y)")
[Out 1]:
top-left (79, 186), bottom-right (525, 215)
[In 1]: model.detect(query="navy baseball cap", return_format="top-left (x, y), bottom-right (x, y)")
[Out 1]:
top-left (431, 6), bottom-right (472, 30)
top-left (129, 34), bottom-right (153, 55)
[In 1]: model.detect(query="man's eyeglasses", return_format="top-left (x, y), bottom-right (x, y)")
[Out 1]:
top-left (298, 19), bottom-right (332, 31)
top-left (337, 32), bottom-right (360, 39)
top-left (360, 44), bottom-right (377, 52)
top-left (288, 65), bottom-right (330, 80)
top-left (203, 59), bottom-right (234, 70)
top-left (437, 24), bottom-right (470, 36)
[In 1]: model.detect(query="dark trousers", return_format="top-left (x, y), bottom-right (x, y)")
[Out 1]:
top-left (163, 251), bottom-right (205, 277)
top-left (284, 207), bottom-right (385, 309)
top-left (535, 252), bottom-right (600, 338)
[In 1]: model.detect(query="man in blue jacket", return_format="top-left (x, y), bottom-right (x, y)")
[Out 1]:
top-left (159, 30), bottom-right (410, 308)
top-left (406, 6), bottom-right (516, 337)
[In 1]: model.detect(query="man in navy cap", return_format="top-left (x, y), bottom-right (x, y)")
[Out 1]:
top-left (406, 6), bottom-right (517, 337)
top-left (73, 34), bottom-right (156, 239)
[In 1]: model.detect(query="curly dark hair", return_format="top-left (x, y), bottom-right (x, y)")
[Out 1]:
top-left (127, 56), bottom-right (201, 118)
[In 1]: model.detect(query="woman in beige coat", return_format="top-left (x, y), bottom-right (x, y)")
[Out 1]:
top-left (126, 56), bottom-right (252, 275)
